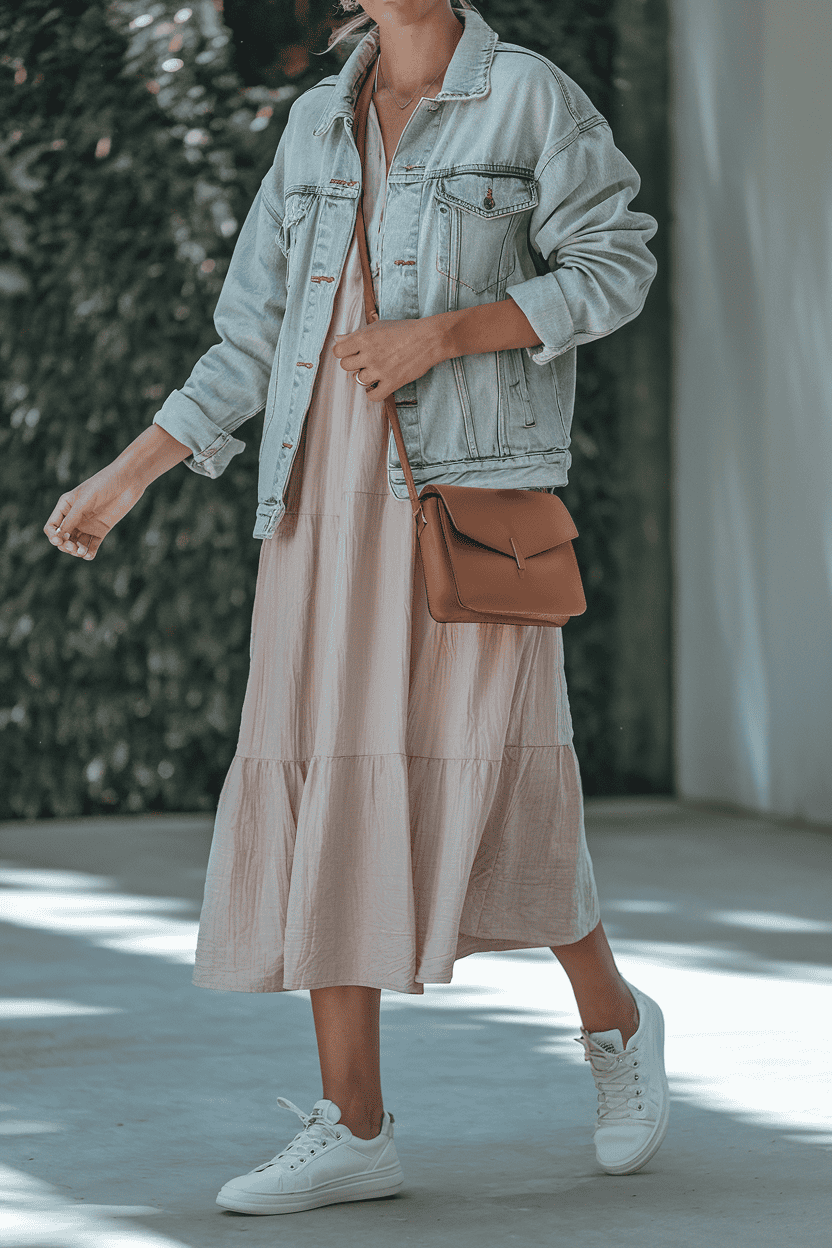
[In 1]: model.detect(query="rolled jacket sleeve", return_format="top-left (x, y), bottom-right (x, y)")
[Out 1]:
top-left (507, 118), bottom-right (658, 365)
top-left (152, 142), bottom-right (288, 478)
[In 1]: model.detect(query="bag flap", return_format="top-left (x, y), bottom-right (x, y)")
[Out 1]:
top-left (420, 485), bottom-right (578, 559)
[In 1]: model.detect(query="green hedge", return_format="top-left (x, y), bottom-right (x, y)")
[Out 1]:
top-left (1, 0), bottom-right (661, 819)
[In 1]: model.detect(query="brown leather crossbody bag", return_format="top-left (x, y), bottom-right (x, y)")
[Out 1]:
top-left (351, 55), bottom-right (586, 628)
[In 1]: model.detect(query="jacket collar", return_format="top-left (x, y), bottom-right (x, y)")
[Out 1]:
top-left (312, 6), bottom-right (499, 138)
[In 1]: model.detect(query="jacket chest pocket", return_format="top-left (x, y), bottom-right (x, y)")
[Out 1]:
top-left (277, 191), bottom-right (316, 289)
top-left (434, 172), bottom-right (538, 295)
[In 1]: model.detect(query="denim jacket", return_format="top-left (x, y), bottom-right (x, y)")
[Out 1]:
top-left (152, 6), bottom-right (658, 540)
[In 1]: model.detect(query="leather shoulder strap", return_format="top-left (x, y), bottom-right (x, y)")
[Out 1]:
top-left (351, 56), bottom-right (425, 522)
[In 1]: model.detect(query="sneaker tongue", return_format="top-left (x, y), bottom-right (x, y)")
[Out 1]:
top-left (309, 1100), bottom-right (342, 1124)
top-left (589, 1028), bottom-right (624, 1054)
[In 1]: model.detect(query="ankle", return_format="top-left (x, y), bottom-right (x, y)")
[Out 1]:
top-left (327, 1097), bottom-right (384, 1139)
top-left (581, 984), bottom-right (639, 1045)
top-left (340, 1111), bottom-right (384, 1139)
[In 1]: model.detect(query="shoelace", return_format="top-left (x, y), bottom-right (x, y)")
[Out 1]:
top-left (251, 1097), bottom-right (344, 1172)
top-left (574, 1032), bottom-right (647, 1123)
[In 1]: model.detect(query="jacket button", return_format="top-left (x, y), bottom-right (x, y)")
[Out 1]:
top-left (483, 196), bottom-right (495, 209)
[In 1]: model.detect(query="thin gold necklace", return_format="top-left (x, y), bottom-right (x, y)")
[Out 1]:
top-left (373, 24), bottom-right (462, 110)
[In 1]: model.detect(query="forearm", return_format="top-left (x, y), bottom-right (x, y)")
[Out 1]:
top-left (430, 295), bottom-right (543, 363)
top-left (113, 423), bottom-right (193, 490)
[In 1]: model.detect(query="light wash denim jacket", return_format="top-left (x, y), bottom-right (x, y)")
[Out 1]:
top-left (152, 6), bottom-right (658, 540)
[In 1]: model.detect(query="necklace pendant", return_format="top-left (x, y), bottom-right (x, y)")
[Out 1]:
top-left (376, 53), bottom-right (444, 111)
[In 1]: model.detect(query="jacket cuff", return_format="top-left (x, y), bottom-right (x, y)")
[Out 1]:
top-left (152, 391), bottom-right (247, 479)
top-left (506, 276), bottom-right (576, 365)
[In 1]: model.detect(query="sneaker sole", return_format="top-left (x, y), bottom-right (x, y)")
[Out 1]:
top-left (598, 986), bottom-right (671, 1176)
top-left (216, 1160), bottom-right (406, 1215)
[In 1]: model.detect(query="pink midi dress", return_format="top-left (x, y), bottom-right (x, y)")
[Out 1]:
top-left (191, 99), bottom-right (600, 996)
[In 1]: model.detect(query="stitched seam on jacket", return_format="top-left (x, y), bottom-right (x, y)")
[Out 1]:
top-left (536, 115), bottom-right (608, 181)
top-left (260, 187), bottom-right (283, 225)
top-left (539, 294), bottom-right (653, 359)
top-left (218, 403), bottom-right (266, 432)
top-left (493, 46), bottom-right (593, 129)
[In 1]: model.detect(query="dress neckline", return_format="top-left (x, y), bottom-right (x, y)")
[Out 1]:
top-left (366, 100), bottom-right (389, 183)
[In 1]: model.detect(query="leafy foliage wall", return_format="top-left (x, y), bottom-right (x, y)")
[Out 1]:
top-left (0, 0), bottom-right (670, 819)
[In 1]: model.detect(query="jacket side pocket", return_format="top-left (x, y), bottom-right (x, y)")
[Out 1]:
top-left (276, 191), bottom-right (315, 290)
top-left (507, 347), bottom-right (536, 427)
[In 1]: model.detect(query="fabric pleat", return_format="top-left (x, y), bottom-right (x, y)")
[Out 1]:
top-left (191, 101), bottom-right (600, 995)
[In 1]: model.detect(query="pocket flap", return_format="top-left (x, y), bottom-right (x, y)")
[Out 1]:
top-left (276, 190), bottom-right (316, 255)
top-left (420, 484), bottom-right (578, 559)
top-left (435, 172), bottom-right (538, 218)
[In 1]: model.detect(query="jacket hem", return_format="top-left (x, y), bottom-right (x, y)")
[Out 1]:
top-left (387, 450), bottom-right (571, 500)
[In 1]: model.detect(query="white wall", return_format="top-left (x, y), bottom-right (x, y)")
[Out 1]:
top-left (671, 0), bottom-right (832, 823)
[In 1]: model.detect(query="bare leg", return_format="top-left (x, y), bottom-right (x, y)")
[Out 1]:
top-left (550, 920), bottom-right (640, 1046)
top-left (309, 986), bottom-right (385, 1139)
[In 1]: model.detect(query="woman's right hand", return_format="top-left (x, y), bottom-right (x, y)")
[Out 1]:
top-left (43, 460), bottom-right (147, 561)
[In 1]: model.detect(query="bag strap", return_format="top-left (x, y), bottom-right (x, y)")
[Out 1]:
top-left (351, 55), bottom-right (428, 527)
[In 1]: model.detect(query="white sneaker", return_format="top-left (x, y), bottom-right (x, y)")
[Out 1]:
top-left (216, 1097), bottom-right (405, 1215)
top-left (575, 979), bottom-right (670, 1175)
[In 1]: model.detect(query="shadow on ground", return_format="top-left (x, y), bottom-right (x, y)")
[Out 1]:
top-left (1, 796), bottom-right (830, 1247)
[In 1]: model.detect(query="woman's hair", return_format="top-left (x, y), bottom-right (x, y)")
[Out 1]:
top-left (314, 0), bottom-right (481, 56)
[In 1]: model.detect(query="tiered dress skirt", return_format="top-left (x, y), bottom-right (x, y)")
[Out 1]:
top-left (191, 100), bottom-right (600, 996)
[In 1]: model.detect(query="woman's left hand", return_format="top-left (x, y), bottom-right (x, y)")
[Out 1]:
top-left (333, 315), bottom-right (446, 403)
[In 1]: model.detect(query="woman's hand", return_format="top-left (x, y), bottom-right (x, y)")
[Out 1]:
top-left (43, 460), bottom-right (147, 561)
top-left (332, 315), bottom-right (447, 402)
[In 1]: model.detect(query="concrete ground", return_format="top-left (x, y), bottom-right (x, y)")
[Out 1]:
top-left (1, 795), bottom-right (830, 1248)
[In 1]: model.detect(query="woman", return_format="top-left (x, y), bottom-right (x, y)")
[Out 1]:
top-left (43, 0), bottom-right (667, 1216)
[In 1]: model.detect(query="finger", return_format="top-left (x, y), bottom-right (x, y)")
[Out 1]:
top-left (45, 524), bottom-right (71, 547)
top-left (58, 506), bottom-right (82, 536)
top-left (51, 527), bottom-right (78, 551)
top-left (52, 487), bottom-right (92, 539)
top-left (53, 533), bottom-right (97, 559)
top-left (44, 496), bottom-right (69, 527)
top-left (44, 499), bottom-right (71, 543)
top-left (51, 522), bottom-right (77, 550)
top-left (73, 532), bottom-right (98, 560)
top-left (47, 517), bottom-right (82, 553)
